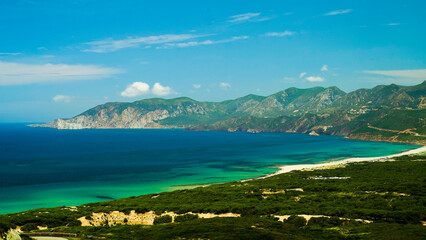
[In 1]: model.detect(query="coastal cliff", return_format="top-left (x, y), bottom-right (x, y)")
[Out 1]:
top-left (32, 109), bottom-right (176, 129)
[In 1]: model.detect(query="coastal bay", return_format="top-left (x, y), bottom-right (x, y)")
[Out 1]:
top-left (0, 124), bottom-right (419, 214)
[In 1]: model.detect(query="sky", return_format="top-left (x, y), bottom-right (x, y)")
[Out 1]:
top-left (0, 0), bottom-right (425, 122)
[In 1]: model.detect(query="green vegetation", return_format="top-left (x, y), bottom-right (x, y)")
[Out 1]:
top-left (347, 109), bottom-right (426, 144)
top-left (284, 215), bottom-right (307, 227)
top-left (0, 153), bottom-right (425, 239)
top-left (0, 222), bottom-right (15, 239)
top-left (153, 215), bottom-right (172, 225)
top-left (185, 82), bottom-right (425, 144)
top-left (372, 110), bottom-right (426, 133)
top-left (41, 217), bottom-right (426, 240)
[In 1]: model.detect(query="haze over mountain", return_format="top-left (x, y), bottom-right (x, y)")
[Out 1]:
top-left (33, 81), bottom-right (426, 144)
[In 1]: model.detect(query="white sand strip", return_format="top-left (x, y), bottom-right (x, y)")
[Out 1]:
top-left (256, 145), bottom-right (426, 179)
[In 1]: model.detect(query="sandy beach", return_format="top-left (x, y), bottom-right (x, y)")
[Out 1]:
top-left (257, 145), bottom-right (426, 179)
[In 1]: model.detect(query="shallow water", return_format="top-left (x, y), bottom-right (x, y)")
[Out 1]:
top-left (0, 123), bottom-right (419, 214)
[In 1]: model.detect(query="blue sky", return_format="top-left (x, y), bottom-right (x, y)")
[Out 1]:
top-left (0, 0), bottom-right (425, 122)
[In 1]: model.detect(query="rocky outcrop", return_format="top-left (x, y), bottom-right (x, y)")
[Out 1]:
top-left (78, 210), bottom-right (240, 226)
top-left (30, 109), bottom-right (170, 129)
top-left (31, 100), bottom-right (210, 129)
top-left (309, 131), bottom-right (319, 136)
top-left (245, 86), bottom-right (345, 117)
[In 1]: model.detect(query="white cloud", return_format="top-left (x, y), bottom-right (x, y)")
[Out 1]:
top-left (220, 82), bottom-right (231, 90)
top-left (53, 95), bottom-right (73, 103)
top-left (159, 36), bottom-right (249, 49)
top-left (264, 30), bottom-right (295, 37)
top-left (0, 52), bottom-right (22, 56)
top-left (321, 65), bottom-right (328, 71)
top-left (121, 82), bottom-right (175, 97)
top-left (227, 12), bottom-right (261, 23)
top-left (299, 72), bottom-right (307, 78)
top-left (324, 9), bottom-right (352, 16)
top-left (0, 61), bottom-right (121, 86)
top-left (152, 82), bottom-right (174, 96)
top-left (193, 84), bottom-right (201, 89)
top-left (121, 82), bottom-right (150, 97)
top-left (387, 23), bottom-right (400, 26)
top-left (83, 34), bottom-right (205, 53)
top-left (306, 76), bottom-right (325, 82)
top-left (363, 69), bottom-right (426, 79)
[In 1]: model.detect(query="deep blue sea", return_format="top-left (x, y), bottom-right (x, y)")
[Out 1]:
top-left (0, 123), bottom-right (419, 214)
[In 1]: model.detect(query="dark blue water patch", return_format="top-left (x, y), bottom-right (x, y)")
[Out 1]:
top-left (96, 196), bottom-right (115, 200)
top-left (171, 173), bottom-right (199, 178)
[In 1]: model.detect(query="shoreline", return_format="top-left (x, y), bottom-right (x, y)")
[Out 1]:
top-left (1, 146), bottom-right (423, 215)
top-left (253, 145), bottom-right (426, 180)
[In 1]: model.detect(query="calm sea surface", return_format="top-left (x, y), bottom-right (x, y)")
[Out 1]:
top-left (0, 123), bottom-right (419, 214)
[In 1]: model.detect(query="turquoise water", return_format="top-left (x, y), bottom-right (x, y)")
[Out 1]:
top-left (0, 123), bottom-right (419, 214)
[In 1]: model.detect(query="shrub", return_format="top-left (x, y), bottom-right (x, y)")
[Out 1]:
top-left (307, 217), bottom-right (342, 227)
top-left (0, 221), bottom-right (16, 233)
top-left (68, 220), bottom-right (82, 227)
top-left (153, 215), bottom-right (172, 225)
top-left (284, 216), bottom-right (306, 228)
top-left (21, 222), bottom-right (38, 232)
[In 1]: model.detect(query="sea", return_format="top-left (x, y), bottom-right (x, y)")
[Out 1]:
top-left (0, 123), bottom-right (419, 214)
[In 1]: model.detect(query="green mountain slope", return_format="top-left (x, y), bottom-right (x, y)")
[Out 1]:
top-left (240, 86), bottom-right (345, 117)
top-left (331, 81), bottom-right (426, 110)
top-left (31, 81), bottom-right (426, 144)
top-left (32, 86), bottom-right (346, 129)
top-left (191, 82), bottom-right (426, 144)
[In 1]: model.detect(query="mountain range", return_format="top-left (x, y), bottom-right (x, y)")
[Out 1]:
top-left (31, 81), bottom-right (426, 144)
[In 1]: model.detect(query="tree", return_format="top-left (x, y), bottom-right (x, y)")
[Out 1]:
top-left (285, 216), bottom-right (307, 228)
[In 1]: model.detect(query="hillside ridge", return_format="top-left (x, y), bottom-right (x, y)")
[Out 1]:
top-left (31, 81), bottom-right (426, 144)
